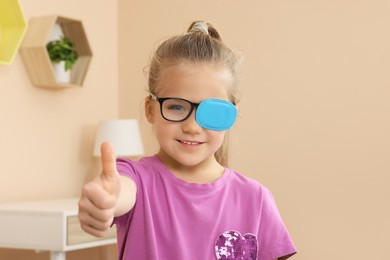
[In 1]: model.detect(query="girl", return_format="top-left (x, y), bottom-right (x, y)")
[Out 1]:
top-left (78, 21), bottom-right (297, 260)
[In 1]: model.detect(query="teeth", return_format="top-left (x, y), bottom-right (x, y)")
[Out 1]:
top-left (181, 140), bottom-right (199, 145)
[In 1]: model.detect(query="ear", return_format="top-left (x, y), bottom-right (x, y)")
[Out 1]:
top-left (145, 96), bottom-right (154, 123)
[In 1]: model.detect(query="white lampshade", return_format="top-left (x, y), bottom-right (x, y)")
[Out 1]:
top-left (93, 119), bottom-right (144, 157)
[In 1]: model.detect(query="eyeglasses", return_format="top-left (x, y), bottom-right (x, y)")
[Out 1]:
top-left (150, 94), bottom-right (200, 122)
top-left (149, 94), bottom-right (237, 131)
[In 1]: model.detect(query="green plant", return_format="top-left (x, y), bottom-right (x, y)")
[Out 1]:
top-left (46, 36), bottom-right (78, 71)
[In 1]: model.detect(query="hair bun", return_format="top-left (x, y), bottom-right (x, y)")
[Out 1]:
top-left (187, 21), bottom-right (221, 40)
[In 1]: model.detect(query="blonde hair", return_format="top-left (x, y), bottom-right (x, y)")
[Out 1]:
top-left (147, 21), bottom-right (242, 167)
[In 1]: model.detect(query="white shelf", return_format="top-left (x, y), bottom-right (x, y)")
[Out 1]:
top-left (0, 198), bottom-right (116, 259)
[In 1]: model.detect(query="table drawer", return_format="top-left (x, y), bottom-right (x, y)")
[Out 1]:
top-left (67, 216), bottom-right (116, 245)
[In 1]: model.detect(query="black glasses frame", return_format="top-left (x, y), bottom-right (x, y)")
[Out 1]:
top-left (149, 94), bottom-right (200, 122)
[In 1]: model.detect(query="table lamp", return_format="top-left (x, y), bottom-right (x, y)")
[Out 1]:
top-left (93, 119), bottom-right (144, 157)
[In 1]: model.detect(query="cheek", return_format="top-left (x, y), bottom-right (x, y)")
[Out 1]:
top-left (154, 120), bottom-right (176, 141)
top-left (208, 131), bottom-right (226, 148)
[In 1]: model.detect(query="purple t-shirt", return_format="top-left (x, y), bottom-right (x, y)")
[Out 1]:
top-left (114, 156), bottom-right (296, 260)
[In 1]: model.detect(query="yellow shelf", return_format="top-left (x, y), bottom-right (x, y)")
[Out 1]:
top-left (0, 0), bottom-right (27, 65)
top-left (19, 15), bottom-right (93, 88)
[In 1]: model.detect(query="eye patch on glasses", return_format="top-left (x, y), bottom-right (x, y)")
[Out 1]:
top-left (195, 99), bottom-right (237, 131)
top-left (150, 94), bottom-right (237, 131)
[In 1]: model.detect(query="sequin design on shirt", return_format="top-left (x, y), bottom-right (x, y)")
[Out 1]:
top-left (215, 230), bottom-right (258, 260)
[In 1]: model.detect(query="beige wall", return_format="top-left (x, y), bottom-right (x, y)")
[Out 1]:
top-left (1, 0), bottom-right (389, 259)
top-left (0, 0), bottom-right (118, 259)
top-left (118, 0), bottom-right (389, 259)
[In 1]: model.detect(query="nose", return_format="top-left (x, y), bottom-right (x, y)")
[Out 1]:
top-left (181, 110), bottom-right (202, 133)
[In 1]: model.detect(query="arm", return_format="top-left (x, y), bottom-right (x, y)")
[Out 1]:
top-left (78, 142), bottom-right (136, 237)
top-left (115, 174), bottom-right (137, 217)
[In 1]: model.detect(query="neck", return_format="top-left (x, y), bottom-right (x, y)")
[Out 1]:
top-left (156, 150), bottom-right (225, 184)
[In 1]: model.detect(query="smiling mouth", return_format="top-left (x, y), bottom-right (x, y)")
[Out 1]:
top-left (177, 140), bottom-right (205, 145)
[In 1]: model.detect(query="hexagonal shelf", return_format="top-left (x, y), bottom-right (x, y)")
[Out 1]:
top-left (19, 15), bottom-right (93, 88)
top-left (0, 0), bottom-right (27, 65)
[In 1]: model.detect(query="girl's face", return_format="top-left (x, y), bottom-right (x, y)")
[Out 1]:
top-left (146, 62), bottom-right (234, 170)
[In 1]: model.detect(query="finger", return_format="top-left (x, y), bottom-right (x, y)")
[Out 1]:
top-left (81, 181), bottom-right (116, 210)
top-left (100, 141), bottom-right (118, 179)
top-left (80, 222), bottom-right (111, 238)
top-left (79, 195), bottom-right (115, 222)
top-left (78, 209), bottom-right (113, 231)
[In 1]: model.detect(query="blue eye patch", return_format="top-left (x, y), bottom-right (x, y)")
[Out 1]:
top-left (195, 99), bottom-right (237, 131)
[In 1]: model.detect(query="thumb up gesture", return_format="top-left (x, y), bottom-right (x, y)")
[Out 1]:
top-left (78, 141), bottom-right (120, 237)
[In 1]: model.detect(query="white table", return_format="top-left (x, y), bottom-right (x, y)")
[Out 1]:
top-left (0, 198), bottom-right (117, 260)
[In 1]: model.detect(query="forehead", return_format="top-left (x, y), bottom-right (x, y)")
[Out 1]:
top-left (156, 62), bottom-right (233, 101)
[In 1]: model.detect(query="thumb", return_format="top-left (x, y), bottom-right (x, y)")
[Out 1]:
top-left (100, 141), bottom-right (119, 180)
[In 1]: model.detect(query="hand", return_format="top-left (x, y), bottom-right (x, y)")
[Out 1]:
top-left (78, 141), bottom-right (120, 237)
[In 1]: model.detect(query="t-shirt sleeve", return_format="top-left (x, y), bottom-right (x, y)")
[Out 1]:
top-left (116, 158), bottom-right (140, 186)
top-left (258, 187), bottom-right (297, 260)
